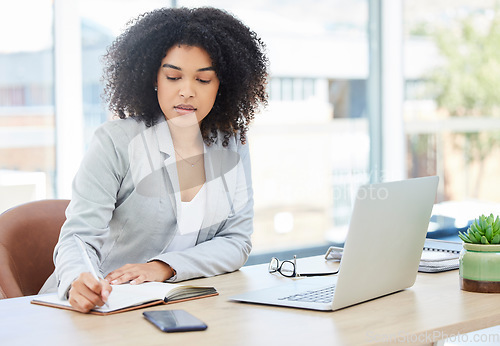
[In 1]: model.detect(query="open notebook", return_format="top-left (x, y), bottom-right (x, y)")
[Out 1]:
top-left (31, 282), bottom-right (217, 315)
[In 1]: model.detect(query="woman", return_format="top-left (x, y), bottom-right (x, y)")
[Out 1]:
top-left (40, 7), bottom-right (268, 313)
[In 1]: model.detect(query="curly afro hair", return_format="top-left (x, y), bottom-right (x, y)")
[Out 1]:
top-left (102, 7), bottom-right (269, 146)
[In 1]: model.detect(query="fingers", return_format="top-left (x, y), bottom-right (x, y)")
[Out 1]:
top-left (104, 262), bottom-right (174, 285)
top-left (106, 264), bottom-right (139, 285)
top-left (100, 279), bottom-right (112, 299)
top-left (68, 273), bottom-right (111, 313)
top-left (130, 275), bottom-right (146, 285)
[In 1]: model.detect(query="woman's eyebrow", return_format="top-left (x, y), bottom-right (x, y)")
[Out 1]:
top-left (162, 63), bottom-right (215, 72)
top-left (197, 67), bottom-right (215, 72)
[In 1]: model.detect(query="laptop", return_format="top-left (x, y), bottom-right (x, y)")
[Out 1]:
top-left (230, 176), bottom-right (439, 311)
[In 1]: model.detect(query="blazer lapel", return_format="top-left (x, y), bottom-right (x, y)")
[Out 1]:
top-left (198, 141), bottom-right (239, 242)
top-left (198, 143), bottom-right (222, 241)
top-left (155, 121), bottom-right (181, 220)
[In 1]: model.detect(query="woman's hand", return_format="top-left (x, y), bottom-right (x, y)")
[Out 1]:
top-left (68, 272), bottom-right (112, 313)
top-left (104, 261), bottom-right (175, 285)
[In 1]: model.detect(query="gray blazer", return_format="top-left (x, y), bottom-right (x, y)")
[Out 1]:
top-left (41, 117), bottom-right (254, 299)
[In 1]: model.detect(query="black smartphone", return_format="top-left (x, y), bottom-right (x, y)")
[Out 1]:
top-left (143, 310), bottom-right (207, 333)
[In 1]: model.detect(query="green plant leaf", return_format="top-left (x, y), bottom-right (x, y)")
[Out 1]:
top-left (459, 232), bottom-right (471, 243)
top-left (472, 222), bottom-right (483, 235)
top-left (492, 234), bottom-right (500, 244)
top-left (469, 230), bottom-right (481, 244)
top-left (486, 225), bottom-right (493, 241)
top-left (466, 228), bottom-right (476, 243)
top-left (468, 232), bottom-right (476, 242)
top-left (481, 235), bottom-right (490, 244)
top-left (480, 215), bottom-right (487, 230)
top-left (473, 230), bottom-right (483, 243)
top-left (493, 216), bottom-right (500, 234)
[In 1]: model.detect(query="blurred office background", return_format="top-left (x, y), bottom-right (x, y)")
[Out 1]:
top-left (2, 0), bottom-right (500, 262)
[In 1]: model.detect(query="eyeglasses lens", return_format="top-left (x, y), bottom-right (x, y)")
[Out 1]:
top-left (280, 261), bottom-right (295, 277)
top-left (269, 258), bottom-right (279, 273)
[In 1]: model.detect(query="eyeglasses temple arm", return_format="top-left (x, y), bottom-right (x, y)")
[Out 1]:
top-left (296, 270), bottom-right (339, 277)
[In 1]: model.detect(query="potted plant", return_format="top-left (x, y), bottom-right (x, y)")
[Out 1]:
top-left (458, 214), bottom-right (500, 293)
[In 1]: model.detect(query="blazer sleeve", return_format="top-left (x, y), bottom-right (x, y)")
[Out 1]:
top-left (149, 139), bottom-right (254, 282)
top-left (53, 122), bottom-right (129, 299)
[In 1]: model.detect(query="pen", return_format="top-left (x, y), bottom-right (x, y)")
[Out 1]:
top-left (73, 234), bottom-right (109, 307)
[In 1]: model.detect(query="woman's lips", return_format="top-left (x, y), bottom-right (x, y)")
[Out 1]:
top-left (174, 105), bottom-right (196, 115)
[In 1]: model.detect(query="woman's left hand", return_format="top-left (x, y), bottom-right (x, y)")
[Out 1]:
top-left (105, 261), bottom-right (175, 285)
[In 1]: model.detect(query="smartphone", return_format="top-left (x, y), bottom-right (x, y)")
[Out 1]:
top-left (143, 310), bottom-right (207, 333)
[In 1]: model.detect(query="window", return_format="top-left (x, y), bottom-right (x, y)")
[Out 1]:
top-left (404, 0), bottom-right (500, 238)
top-left (78, 0), bottom-right (171, 141)
top-left (0, 0), bottom-right (55, 212)
top-left (3, 0), bottom-right (500, 275)
top-left (269, 78), bottom-right (317, 102)
top-left (179, 0), bottom-right (370, 256)
top-left (0, 0), bottom-right (372, 258)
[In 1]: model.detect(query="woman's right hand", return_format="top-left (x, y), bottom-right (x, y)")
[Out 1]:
top-left (68, 272), bottom-right (112, 313)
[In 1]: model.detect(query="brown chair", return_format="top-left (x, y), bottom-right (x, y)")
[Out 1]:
top-left (0, 199), bottom-right (69, 299)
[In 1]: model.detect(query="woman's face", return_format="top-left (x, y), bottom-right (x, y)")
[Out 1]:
top-left (156, 45), bottom-right (220, 127)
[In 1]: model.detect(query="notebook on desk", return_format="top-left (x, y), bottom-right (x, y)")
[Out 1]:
top-left (418, 239), bottom-right (461, 273)
top-left (230, 176), bottom-right (439, 311)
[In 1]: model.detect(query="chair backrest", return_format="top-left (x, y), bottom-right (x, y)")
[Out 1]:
top-left (0, 199), bottom-right (69, 299)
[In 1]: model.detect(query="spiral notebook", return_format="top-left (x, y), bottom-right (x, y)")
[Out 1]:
top-left (419, 239), bottom-right (461, 272)
top-left (325, 238), bottom-right (461, 273)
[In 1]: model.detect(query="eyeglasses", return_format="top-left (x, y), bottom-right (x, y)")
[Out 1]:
top-left (268, 255), bottom-right (339, 278)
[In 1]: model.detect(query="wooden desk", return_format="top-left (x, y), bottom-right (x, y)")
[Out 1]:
top-left (1, 256), bottom-right (500, 346)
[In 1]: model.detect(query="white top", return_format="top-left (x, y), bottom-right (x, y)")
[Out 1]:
top-left (166, 184), bottom-right (206, 252)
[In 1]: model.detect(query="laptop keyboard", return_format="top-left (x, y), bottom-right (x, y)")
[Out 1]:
top-left (278, 285), bottom-right (336, 304)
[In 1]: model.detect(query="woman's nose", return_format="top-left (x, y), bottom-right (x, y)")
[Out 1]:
top-left (179, 80), bottom-right (195, 98)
